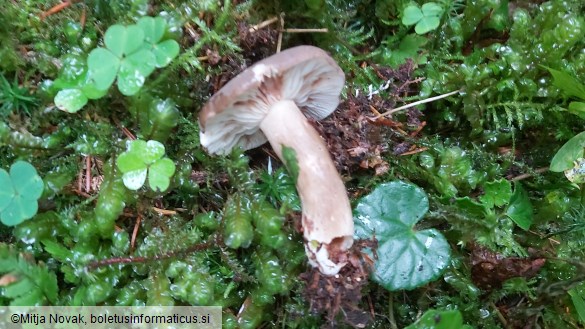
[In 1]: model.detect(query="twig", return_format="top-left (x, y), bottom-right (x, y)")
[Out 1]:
top-left (41, 1), bottom-right (72, 20)
top-left (88, 237), bottom-right (215, 269)
top-left (400, 147), bottom-right (428, 156)
top-left (77, 157), bottom-right (83, 193)
top-left (282, 28), bottom-right (328, 33)
top-left (130, 214), bottom-right (141, 251)
top-left (509, 167), bottom-right (549, 181)
top-left (276, 13), bottom-right (284, 53)
top-left (248, 16), bottom-right (278, 33)
top-left (372, 90), bottom-right (461, 120)
top-left (152, 207), bottom-right (177, 215)
top-left (85, 156), bottom-right (91, 193)
top-left (80, 4), bottom-right (86, 29)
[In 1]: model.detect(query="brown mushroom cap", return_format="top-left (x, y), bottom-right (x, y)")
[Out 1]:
top-left (199, 45), bottom-right (345, 154)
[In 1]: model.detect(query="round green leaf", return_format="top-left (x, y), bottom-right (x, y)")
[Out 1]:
top-left (1, 195), bottom-right (39, 226)
top-left (415, 16), bottom-right (441, 34)
top-left (59, 54), bottom-right (87, 85)
top-left (142, 140), bottom-right (165, 164)
top-left (10, 161), bottom-right (44, 200)
top-left (138, 16), bottom-right (167, 44)
top-left (88, 48), bottom-right (120, 90)
top-left (148, 157), bottom-right (175, 192)
top-left (117, 49), bottom-right (156, 96)
top-left (421, 2), bottom-right (444, 17)
top-left (402, 5), bottom-right (423, 26)
top-left (354, 181), bottom-right (451, 291)
top-left (54, 89), bottom-right (88, 113)
top-left (122, 169), bottom-right (147, 190)
top-left (117, 151), bottom-right (147, 173)
top-left (152, 39), bottom-right (180, 68)
top-left (104, 24), bottom-right (145, 57)
top-left (506, 183), bottom-right (533, 231)
top-left (80, 74), bottom-right (109, 100)
top-left (0, 169), bottom-right (14, 211)
top-left (550, 131), bottom-right (585, 172)
top-left (128, 139), bottom-right (148, 154)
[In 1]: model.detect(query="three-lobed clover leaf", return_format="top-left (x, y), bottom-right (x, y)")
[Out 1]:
top-left (86, 17), bottom-right (179, 97)
top-left (402, 2), bottom-right (444, 34)
top-left (138, 16), bottom-right (180, 68)
top-left (116, 139), bottom-right (176, 192)
top-left (0, 161), bottom-right (44, 226)
top-left (354, 181), bottom-right (451, 291)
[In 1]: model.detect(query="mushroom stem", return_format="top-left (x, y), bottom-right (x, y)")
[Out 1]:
top-left (259, 100), bottom-right (353, 275)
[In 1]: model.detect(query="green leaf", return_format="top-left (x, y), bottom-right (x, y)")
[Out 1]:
top-left (80, 79), bottom-right (109, 100)
top-left (421, 2), bottom-right (444, 17)
top-left (383, 34), bottom-right (428, 68)
top-left (138, 97), bottom-right (180, 142)
top-left (117, 49), bottom-right (156, 96)
top-left (224, 194), bottom-right (254, 249)
top-left (142, 140), bottom-right (166, 164)
top-left (11, 161), bottom-right (44, 200)
top-left (0, 169), bottom-right (15, 211)
top-left (104, 24), bottom-right (145, 57)
top-left (415, 16), bottom-right (441, 34)
top-left (152, 39), bottom-right (180, 68)
top-left (569, 288), bottom-right (585, 325)
top-left (405, 309), bottom-right (470, 329)
top-left (116, 151), bottom-right (146, 173)
top-left (506, 183), bottom-right (533, 230)
top-left (2, 197), bottom-right (38, 226)
top-left (402, 5), bottom-right (423, 26)
top-left (480, 179), bottom-right (512, 208)
top-left (403, 2), bottom-right (443, 34)
top-left (354, 181), bottom-right (451, 291)
top-left (454, 196), bottom-right (487, 218)
top-left (122, 169), bottom-right (147, 190)
top-left (550, 131), bottom-right (585, 172)
top-left (54, 89), bottom-right (88, 113)
top-left (87, 48), bottom-right (120, 90)
top-left (543, 66), bottom-right (585, 100)
top-left (137, 16), bottom-right (167, 44)
top-left (0, 161), bottom-right (43, 226)
top-left (281, 145), bottom-right (300, 184)
top-left (148, 158), bottom-right (175, 192)
top-left (568, 102), bottom-right (585, 117)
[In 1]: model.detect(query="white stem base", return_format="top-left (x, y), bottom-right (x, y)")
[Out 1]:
top-left (259, 100), bottom-right (353, 275)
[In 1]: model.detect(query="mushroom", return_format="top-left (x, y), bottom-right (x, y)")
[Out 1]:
top-left (198, 45), bottom-right (352, 275)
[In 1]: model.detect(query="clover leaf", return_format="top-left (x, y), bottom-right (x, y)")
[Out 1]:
top-left (0, 161), bottom-right (44, 226)
top-left (402, 2), bottom-right (444, 35)
top-left (354, 181), bottom-right (451, 291)
top-left (137, 16), bottom-right (180, 68)
top-left (104, 24), bottom-right (145, 57)
top-left (54, 15), bottom-right (181, 112)
top-left (87, 28), bottom-right (156, 96)
top-left (116, 139), bottom-right (176, 192)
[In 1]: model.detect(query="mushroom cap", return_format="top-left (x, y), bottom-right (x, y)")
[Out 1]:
top-left (199, 45), bottom-right (345, 155)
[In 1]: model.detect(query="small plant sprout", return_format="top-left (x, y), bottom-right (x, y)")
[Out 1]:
top-left (0, 161), bottom-right (44, 226)
top-left (402, 2), bottom-right (444, 35)
top-left (199, 46), bottom-right (353, 276)
top-left (116, 139), bottom-right (176, 192)
top-left (354, 181), bottom-right (451, 290)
